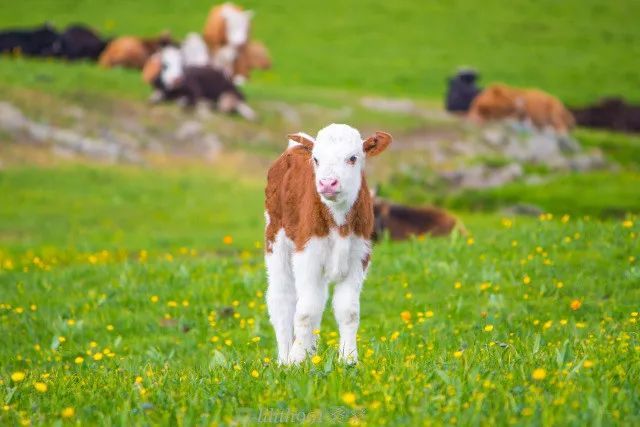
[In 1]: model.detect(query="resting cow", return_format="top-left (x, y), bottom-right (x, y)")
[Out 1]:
top-left (265, 124), bottom-right (392, 365)
top-left (468, 83), bottom-right (575, 134)
top-left (142, 46), bottom-right (255, 120)
top-left (445, 69), bottom-right (482, 113)
top-left (98, 33), bottom-right (174, 69)
top-left (0, 24), bottom-right (59, 56)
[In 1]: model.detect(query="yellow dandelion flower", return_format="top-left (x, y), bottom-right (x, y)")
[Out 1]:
top-left (425, 310), bottom-right (434, 318)
top-left (263, 357), bottom-right (270, 364)
top-left (622, 220), bottom-right (633, 228)
top-left (405, 292), bottom-right (413, 299)
top-left (532, 368), bottom-right (546, 380)
top-left (570, 299), bottom-right (582, 311)
top-left (150, 295), bottom-right (159, 303)
top-left (74, 356), bottom-right (84, 364)
top-left (106, 324), bottom-right (114, 331)
top-left (400, 311), bottom-right (411, 321)
top-left (11, 372), bottom-right (25, 382)
top-left (167, 301), bottom-right (178, 308)
top-left (454, 281), bottom-right (462, 289)
top-left (311, 355), bottom-right (322, 365)
top-left (341, 392), bottom-right (356, 405)
top-left (312, 329), bottom-right (321, 335)
top-left (583, 360), bottom-right (594, 368)
top-left (251, 336), bottom-right (261, 343)
top-left (210, 336), bottom-right (219, 343)
top-left (250, 370), bottom-right (260, 378)
top-left (224, 339), bottom-right (232, 346)
top-left (135, 376), bottom-right (143, 384)
top-left (93, 352), bottom-right (103, 361)
top-left (223, 235), bottom-right (233, 245)
top-left (34, 382), bottom-right (47, 393)
top-left (453, 351), bottom-right (463, 358)
top-left (483, 325), bottom-right (494, 332)
top-left (61, 407), bottom-right (75, 418)
top-left (523, 275), bottom-right (531, 285)
top-left (467, 237), bottom-right (474, 245)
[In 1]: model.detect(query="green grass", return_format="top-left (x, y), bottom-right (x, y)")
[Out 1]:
top-left (1, 0), bottom-right (640, 103)
top-left (0, 165), bottom-right (639, 425)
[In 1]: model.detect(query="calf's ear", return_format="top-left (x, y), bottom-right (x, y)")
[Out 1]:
top-left (287, 133), bottom-right (315, 150)
top-left (363, 131), bottom-right (392, 157)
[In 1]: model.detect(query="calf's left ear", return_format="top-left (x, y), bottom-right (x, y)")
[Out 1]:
top-left (363, 131), bottom-right (392, 157)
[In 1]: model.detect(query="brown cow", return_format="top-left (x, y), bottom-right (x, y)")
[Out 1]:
top-left (372, 198), bottom-right (461, 241)
top-left (468, 83), bottom-right (575, 134)
top-left (233, 40), bottom-right (271, 81)
top-left (98, 33), bottom-right (174, 69)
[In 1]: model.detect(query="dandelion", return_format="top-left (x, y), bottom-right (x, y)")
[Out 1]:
top-left (311, 355), bottom-right (322, 365)
top-left (523, 275), bottom-right (531, 285)
top-left (583, 360), bottom-right (594, 368)
top-left (34, 382), bottom-right (48, 393)
top-left (453, 351), bottom-right (463, 358)
top-left (400, 311), bottom-right (411, 321)
top-left (167, 301), bottom-right (178, 308)
top-left (484, 325), bottom-right (494, 332)
top-left (61, 407), bottom-right (75, 418)
top-left (106, 324), bottom-right (114, 331)
top-left (93, 352), bottom-right (103, 361)
top-left (467, 237), bottom-right (474, 245)
top-left (622, 220), bottom-right (634, 228)
top-left (224, 339), bottom-right (232, 346)
top-left (74, 356), bottom-right (84, 364)
top-left (223, 235), bottom-right (233, 245)
top-left (532, 368), bottom-right (546, 380)
top-left (454, 281), bottom-right (462, 289)
top-left (11, 372), bottom-right (25, 382)
top-left (263, 357), bottom-right (271, 364)
top-left (404, 292), bottom-right (413, 300)
top-left (250, 369), bottom-right (260, 378)
top-left (342, 392), bottom-right (356, 406)
top-left (570, 299), bottom-right (582, 311)
top-left (425, 310), bottom-right (434, 318)
top-left (251, 336), bottom-right (261, 343)
top-left (150, 295), bottom-right (159, 303)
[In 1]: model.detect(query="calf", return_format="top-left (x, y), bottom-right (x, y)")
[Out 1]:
top-left (232, 40), bottom-right (272, 83)
top-left (468, 83), bottom-right (575, 134)
top-left (142, 47), bottom-right (256, 120)
top-left (98, 33), bottom-right (174, 69)
top-left (53, 25), bottom-right (108, 60)
top-left (372, 198), bottom-right (460, 241)
top-left (570, 97), bottom-right (640, 133)
top-left (445, 68), bottom-right (481, 113)
top-left (203, 2), bottom-right (253, 77)
top-left (265, 124), bottom-right (392, 365)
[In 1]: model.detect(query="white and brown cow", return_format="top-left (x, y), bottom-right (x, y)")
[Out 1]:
top-left (265, 124), bottom-right (392, 365)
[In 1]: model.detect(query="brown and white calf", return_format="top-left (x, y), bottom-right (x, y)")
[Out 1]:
top-left (265, 124), bottom-right (392, 365)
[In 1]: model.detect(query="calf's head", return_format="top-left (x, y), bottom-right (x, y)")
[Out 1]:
top-left (158, 46), bottom-right (184, 89)
top-left (289, 124), bottom-right (392, 209)
top-left (223, 8), bottom-right (253, 46)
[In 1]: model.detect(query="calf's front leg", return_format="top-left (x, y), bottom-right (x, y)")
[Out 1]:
top-left (333, 272), bottom-right (364, 364)
top-left (289, 244), bottom-right (328, 364)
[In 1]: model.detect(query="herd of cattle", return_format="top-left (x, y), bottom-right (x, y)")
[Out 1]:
top-left (0, 2), bottom-right (270, 120)
top-left (446, 69), bottom-right (640, 133)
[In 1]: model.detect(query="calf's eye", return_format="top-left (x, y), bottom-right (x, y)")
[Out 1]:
top-left (313, 157), bottom-right (319, 165)
top-left (347, 155), bottom-right (357, 165)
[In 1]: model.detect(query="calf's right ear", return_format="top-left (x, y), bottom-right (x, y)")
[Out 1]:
top-left (287, 133), bottom-right (315, 150)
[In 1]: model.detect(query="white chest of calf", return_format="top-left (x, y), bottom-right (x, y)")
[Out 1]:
top-left (307, 230), bottom-right (369, 283)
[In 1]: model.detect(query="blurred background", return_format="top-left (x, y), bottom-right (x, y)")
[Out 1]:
top-left (1, 0), bottom-right (638, 251)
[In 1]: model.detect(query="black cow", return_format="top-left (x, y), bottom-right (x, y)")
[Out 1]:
top-left (53, 25), bottom-right (108, 60)
top-left (0, 24), bottom-right (59, 56)
top-left (445, 68), bottom-right (482, 113)
top-left (570, 97), bottom-right (640, 133)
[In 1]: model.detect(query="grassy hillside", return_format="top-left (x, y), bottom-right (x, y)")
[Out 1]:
top-left (0, 165), bottom-right (638, 425)
top-left (1, 0), bottom-right (639, 103)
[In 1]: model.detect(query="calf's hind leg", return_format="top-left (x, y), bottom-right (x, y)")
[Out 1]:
top-left (265, 232), bottom-right (296, 364)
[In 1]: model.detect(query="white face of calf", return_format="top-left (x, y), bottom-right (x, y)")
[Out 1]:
top-left (223, 9), bottom-right (253, 46)
top-left (289, 124), bottom-right (392, 215)
top-left (159, 46), bottom-right (184, 90)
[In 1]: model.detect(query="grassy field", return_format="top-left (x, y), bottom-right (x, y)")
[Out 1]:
top-left (1, 0), bottom-right (640, 103)
top-left (1, 0), bottom-right (640, 425)
top-left (0, 165), bottom-right (638, 425)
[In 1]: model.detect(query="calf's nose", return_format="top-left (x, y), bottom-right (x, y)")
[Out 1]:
top-left (319, 178), bottom-right (340, 193)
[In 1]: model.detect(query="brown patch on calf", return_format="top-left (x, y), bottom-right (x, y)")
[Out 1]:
top-left (372, 198), bottom-right (459, 241)
top-left (203, 3), bottom-right (246, 51)
top-left (99, 33), bottom-right (174, 69)
top-left (468, 83), bottom-right (575, 134)
top-left (265, 145), bottom-right (376, 253)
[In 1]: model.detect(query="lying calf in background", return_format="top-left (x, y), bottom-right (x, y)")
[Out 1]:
top-left (142, 46), bottom-right (256, 120)
top-left (372, 197), bottom-right (462, 241)
top-left (98, 32), bottom-right (175, 69)
top-left (468, 83), bottom-right (575, 135)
